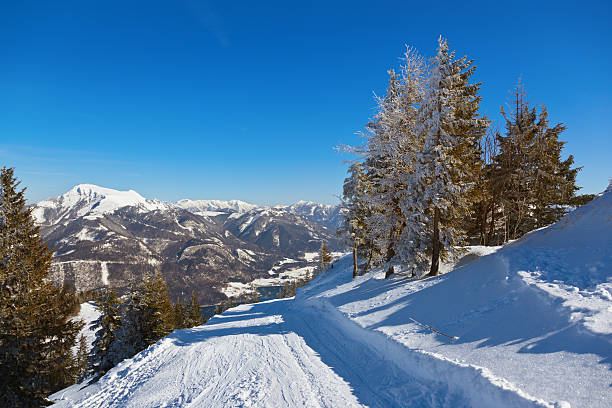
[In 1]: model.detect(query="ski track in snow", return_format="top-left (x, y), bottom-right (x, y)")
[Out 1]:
top-left (53, 296), bottom-right (547, 408)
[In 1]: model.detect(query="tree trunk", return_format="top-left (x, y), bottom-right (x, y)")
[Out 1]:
top-left (428, 207), bottom-right (441, 277)
top-left (385, 265), bottom-right (394, 279)
top-left (384, 234), bottom-right (396, 279)
top-left (352, 247), bottom-right (358, 279)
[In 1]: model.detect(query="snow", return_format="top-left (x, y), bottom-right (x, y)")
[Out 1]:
top-left (175, 199), bottom-right (259, 214)
top-left (303, 252), bottom-right (318, 262)
top-left (51, 187), bottom-right (612, 407)
top-left (74, 302), bottom-right (102, 352)
top-left (36, 184), bottom-right (170, 222)
top-left (100, 262), bottom-right (109, 285)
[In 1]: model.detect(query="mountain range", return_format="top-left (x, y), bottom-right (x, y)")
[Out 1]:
top-left (33, 184), bottom-right (344, 303)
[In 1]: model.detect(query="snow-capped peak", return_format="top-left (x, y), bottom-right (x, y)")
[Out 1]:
top-left (62, 184), bottom-right (147, 208)
top-left (33, 184), bottom-right (169, 224)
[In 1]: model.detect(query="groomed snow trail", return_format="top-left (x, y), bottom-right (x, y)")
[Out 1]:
top-left (53, 295), bottom-right (547, 408)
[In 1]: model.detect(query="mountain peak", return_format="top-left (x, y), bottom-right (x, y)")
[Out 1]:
top-left (33, 184), bottom-right (168, 224)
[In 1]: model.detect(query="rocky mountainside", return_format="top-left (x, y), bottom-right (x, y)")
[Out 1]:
top-left (281, 200), bottom-right (345, 230)
top-left (33, 185), bottom-right (341, 303)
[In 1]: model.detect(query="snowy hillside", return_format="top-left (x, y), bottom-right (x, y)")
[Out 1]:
top-left (51, 186), bottom-right (612, 407)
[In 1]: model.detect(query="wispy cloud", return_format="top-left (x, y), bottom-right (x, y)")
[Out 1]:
top-left (186, 0), bottom-right (230, 47)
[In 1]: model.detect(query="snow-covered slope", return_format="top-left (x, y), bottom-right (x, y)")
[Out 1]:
top-left (51, 185), bottom-right (612, 407)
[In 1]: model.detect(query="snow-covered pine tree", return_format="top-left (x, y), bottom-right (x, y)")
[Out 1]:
top-left (362, 69), bottom-right (403, 274)
top-left (379, 47), bottom-right (426, 278)
top-left (340, 162), bottom-right (369, 278)
top-left (88, 288), bottom-right (122, 379)
top-left (415, 37), bottom-right (487, 277)
top-left (108, 289), bottom-right (146, 365)
top-left (0, 167), bottom-right (82, 406)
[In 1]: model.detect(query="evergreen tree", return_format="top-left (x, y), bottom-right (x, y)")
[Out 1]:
top-left (319, 243), bottom-right (332, 270)
top-left (0, 167), bottom-right (82, 406)
top-left (340, 162), bottom-right (370, 278)
top-left (174, 300), bottom-right (185, 330)
top-left (88, 288), bottom-right (122, 379)
top-left (76, 334), bottom-right (88, 381)
top-left (186, 291), bottom-right (205, 327)
top-left (109, 290), bottom-right (145, 365)
top-left (493, 80), bottom-right (580, 241)
top-left (140, 273), bottom-right (174, 346)
top-left (415, 37), bottom-right (488, 277)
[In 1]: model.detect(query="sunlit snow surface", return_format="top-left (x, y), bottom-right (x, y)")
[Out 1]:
top-left (52, 186), bottom-right (612, 408)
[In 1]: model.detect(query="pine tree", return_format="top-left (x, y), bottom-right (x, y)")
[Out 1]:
top-left (88, 288), bottom-right (122, 379)
top-left (186, 291), bottom-right (205, 327)
top-left (109, 290), bottom-right (145, 366)
top-left (140, 273), bottom-right (174, 346)
top-left (340, 162), bottom-right (370, 278)
top-left (493, 80), bottom-right (580, 241)
top-left (415, 37), bottom-right (488, 277)
top-left (174, 300), bottom-right (185, 329)
top-left (319, 243), bottom-right (332, 270)
top-left (0, 167), bottom-right (82, 406)
top-left (76, 334), bottom-right (88, 381)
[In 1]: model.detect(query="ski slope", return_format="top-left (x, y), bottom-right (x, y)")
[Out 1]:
top-left (52, 185), bottom-right (612, 407)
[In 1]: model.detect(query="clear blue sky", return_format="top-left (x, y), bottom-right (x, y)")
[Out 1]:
top-left (1, 1), bottom-right (610, 205)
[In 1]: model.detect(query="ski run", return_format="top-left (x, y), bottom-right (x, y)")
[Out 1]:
top-left (52, 185), bottom-right (612, 408)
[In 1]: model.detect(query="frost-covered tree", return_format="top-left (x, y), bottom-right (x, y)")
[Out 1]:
top-left (374, 47), bottom-right (426, 278)
top-left (415, 37), bottom-right (489, 277)
top-left (109, 290), bottom-right (145, 365)
top-left (340, 162), bottom-right (370, 278)
top-left (0, 167), bottom-right (82, 406)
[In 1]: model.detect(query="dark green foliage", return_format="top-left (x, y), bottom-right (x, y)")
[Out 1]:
top-left (0, 167), bottom-right (82, 406)
top-left (89, 288), bottom-right (122, 379)
top-left (174, 300), bottom-right (185, 329)
top-left (320, 243), bottom-right (332, 270)
top-left (76, 334), bottom-right (88, 381)
top-left (139, 273), bottom-right (175, 346)
top-left (490, 81), bottom-right (581, 242)
top-left (185, 292), bottom-right (205, 327)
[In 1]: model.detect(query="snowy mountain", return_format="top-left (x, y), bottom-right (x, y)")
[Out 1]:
top-left (34, 185), bottom-right (340, 303)
top-left (51, 184), bottom-right (612, 407)
top-left (223, 207), bottom-right (337, 258)
top-left (281, 200), bottom-right (345, 230)
top-left (33, 184), bottom-right (170, 226)
top-left (175, 199), bottom-right (259, 216)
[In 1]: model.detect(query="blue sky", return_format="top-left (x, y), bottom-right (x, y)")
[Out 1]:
top-left (1, 1), bottom-right (610, 205)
